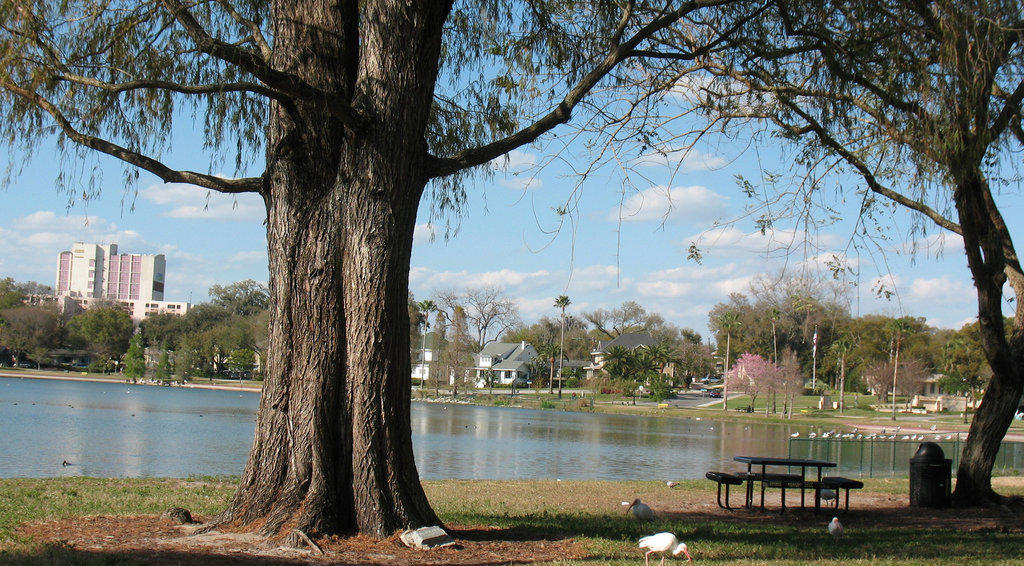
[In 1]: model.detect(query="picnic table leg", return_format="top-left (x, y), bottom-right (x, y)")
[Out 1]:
top-left (759, 465), bottom-right (767, 511)
top-left (799, 466), bottom-right (807, 509)
top-left (744, 464), bottom-right (755, 509)
top-left (814, 468), bottom-right (823, 514)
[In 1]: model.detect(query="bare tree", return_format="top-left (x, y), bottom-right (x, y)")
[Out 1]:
top-left (584, 301), bottom-right (666, 339)
top-left (778, 348), bottom-right (804, 419)
top-left (435, 286), bottom-right (520, 349)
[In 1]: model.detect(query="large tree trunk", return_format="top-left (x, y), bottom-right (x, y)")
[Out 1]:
top-left (950, 167), bottom-right (1024, 507)
top-left (213, 0), bottom-right (450, 538)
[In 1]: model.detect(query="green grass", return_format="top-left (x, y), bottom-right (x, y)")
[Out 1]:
top-left (424, 479), bottom-right (1024, 565)
top-left (3, 478), bottom-right (1021, 564)
top-left (0, 476), bottom-right (235, 562)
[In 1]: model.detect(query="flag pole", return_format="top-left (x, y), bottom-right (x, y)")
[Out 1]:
top-left (811, 326), bottom-right (818, 391)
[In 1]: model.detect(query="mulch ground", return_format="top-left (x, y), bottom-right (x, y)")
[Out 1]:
top-left (14, 488), bottom-right (1024, 565)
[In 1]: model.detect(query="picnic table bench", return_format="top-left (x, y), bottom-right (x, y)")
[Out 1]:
top-left (810, 476), bottom-right (865, 513)
top-left (705, 471), bottom-right (744, 509)
top-left (733, 456), bottom-right (838, 514)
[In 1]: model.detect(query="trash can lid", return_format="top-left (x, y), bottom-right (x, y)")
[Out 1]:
top-left (911, 441), bottom-right (946, 462)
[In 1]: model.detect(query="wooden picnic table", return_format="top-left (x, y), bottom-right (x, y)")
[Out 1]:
top-left (733, 455), bottom-right (837, 513)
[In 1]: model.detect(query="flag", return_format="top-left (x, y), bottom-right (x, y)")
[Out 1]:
top-left (812, 329), bottom-right (818, 357)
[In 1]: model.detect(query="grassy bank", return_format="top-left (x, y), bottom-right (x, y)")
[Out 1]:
top-left (2, 477), bottom-right (1023, 564)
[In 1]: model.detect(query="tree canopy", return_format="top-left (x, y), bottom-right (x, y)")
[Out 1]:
top-left (4, 0), bottom-right (1018, 538)
top-left (696, 0), bottom-right (1024, 504)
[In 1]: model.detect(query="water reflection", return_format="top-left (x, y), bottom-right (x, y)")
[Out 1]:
top-left (6, 376), bottom-right (1020, 480)
top-left (408, 405), bottom-right (798, 480)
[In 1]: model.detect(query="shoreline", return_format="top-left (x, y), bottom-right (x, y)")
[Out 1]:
top-left (0, 370), bottom-right (261, 393)
top-left (7, 369), bottom-right (1024, 441)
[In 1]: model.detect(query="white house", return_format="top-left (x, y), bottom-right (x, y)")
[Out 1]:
top-left (473, 341), bottom-right (537, 387)
top-left (412, 331), bottom-right (439, 385)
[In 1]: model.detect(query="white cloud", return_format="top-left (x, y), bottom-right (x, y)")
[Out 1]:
top-left (636, 280), bottom-right (695, 297)
top-left (490, 149), bottom-right (538, 173)
top-left (899, 232), bottom-right (965, 259)
top-left (414, 223), bottom-right (437, 245)
top-left (687, 225), bottom-right (842, 259)
top-left (498, 176), bottom-right (544, 191)
top-left (634, 147), bottom-right (728, 172)
top-left (610, 185), bottom-right (728, 224)
top-left (476, 268), bottom-right (553, 289)
top-left (901, 276), bottom-right (974, 306)
top-left (139, 183), bottom-right (265, 222)
top-left (713, 275), bottom-right (756, 296)
top-left (489, 150), bottom-right (543, 191)
top-left (228, 250), bottom-right (267, 265)
top-left (565, 265), bottom-right (628, 293)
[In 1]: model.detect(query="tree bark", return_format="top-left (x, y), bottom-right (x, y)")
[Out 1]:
top-left (213, 0), bottom-right (450, 538)
top-left (950, 166), bottom-right (1024, 507)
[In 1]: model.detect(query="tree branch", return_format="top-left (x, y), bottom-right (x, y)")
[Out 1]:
top-left (1, 76), bottom-right (261, 194)
top-left (215, 0), bottom-right (272, 60)
top-left (991, 78), bottom-right (1024, 141)
top-left (779, 98), bottom-right (961, 235)
top-left (425, 3), bottom-right (713, 178)
top-left (59, 72), bottom-right (283, 100)
top-left (160, 0), bottom-right (363, 130)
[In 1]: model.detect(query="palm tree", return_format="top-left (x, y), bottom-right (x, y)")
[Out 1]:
top-left (767, 307), bottom-right (780, 365)
top-left (554, 295), bottom-right (571, 399)
top-left (829, 336), bottom-right (855, 414)
top-left (601, 345), bottom-right (630, 380)
top-left (416, 300), bottom-right (436, 388)
top-left (531, 342), bottom-right (558, 393)
top-left (717, 311), bottom-right (741, 411)
top-left (942, 336), bottom-right (980, 424)
top-left (887, 317), bottom-right (913, 421)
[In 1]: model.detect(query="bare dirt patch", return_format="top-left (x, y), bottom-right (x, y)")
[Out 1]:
top-left (16, 517), bottom-right (587, 565)
top-left (15, 480), bottom-right (1024, 565)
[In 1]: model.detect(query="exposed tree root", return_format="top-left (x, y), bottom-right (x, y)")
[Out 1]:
top-left (286, 529), bottom-right (324, 554)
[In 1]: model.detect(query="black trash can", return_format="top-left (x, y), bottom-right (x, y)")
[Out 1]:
top-left (909, 442), bottom-right (951, 507)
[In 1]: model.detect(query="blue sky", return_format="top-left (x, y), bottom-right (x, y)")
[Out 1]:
top-left (1, 125), bottom-right (1019, 339)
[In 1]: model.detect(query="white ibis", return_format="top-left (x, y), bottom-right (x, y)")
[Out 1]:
top-left (828, 516), bottom-right (843, 541)
top-left (639, 532), bottom-right (692, 565)
top-left (626, 498), bottom-right (654, 521)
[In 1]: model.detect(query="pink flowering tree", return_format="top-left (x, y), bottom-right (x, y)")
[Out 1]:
top-left (730, 353), bottom-right (777, 411)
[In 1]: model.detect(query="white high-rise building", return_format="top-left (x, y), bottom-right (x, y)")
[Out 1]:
top-left (55, 243), bottom-right (189, 321)
top-left (56, 243), bottom-right (165, 301)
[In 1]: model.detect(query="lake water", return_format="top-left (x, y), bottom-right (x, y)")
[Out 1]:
top-left (3, 376), bottom-right (1021, 480)
top-left (0, 376), bottom-right (802, 479)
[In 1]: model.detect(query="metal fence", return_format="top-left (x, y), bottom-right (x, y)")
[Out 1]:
top-left (787, 435), bottom-right (1024, 478)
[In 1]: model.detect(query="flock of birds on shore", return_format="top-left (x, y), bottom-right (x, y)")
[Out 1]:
top-left (790, 425), bottom-right (960, 442)
top-left (625, 480), bottom-right (847, 564)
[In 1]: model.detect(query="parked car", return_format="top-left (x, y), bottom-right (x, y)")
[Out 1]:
top-left (708, 389), bottom-right (722, 398)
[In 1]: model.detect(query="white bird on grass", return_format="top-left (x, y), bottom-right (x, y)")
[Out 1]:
top-left (639, 532), bottom-right (692, 565)
top-left (828, 516), bottom-right (844, 541)
top-left (626, 498), bottom-right (655, 521)
top-left (666, 481), bottom-right (679, 488)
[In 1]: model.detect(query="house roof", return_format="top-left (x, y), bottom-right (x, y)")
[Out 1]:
top-left (476, 341), bottom-right (536, 371)
top-left (478, 341), bottom-right (522, 358)
top-left (594, 332), bottom-right (656, 352)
